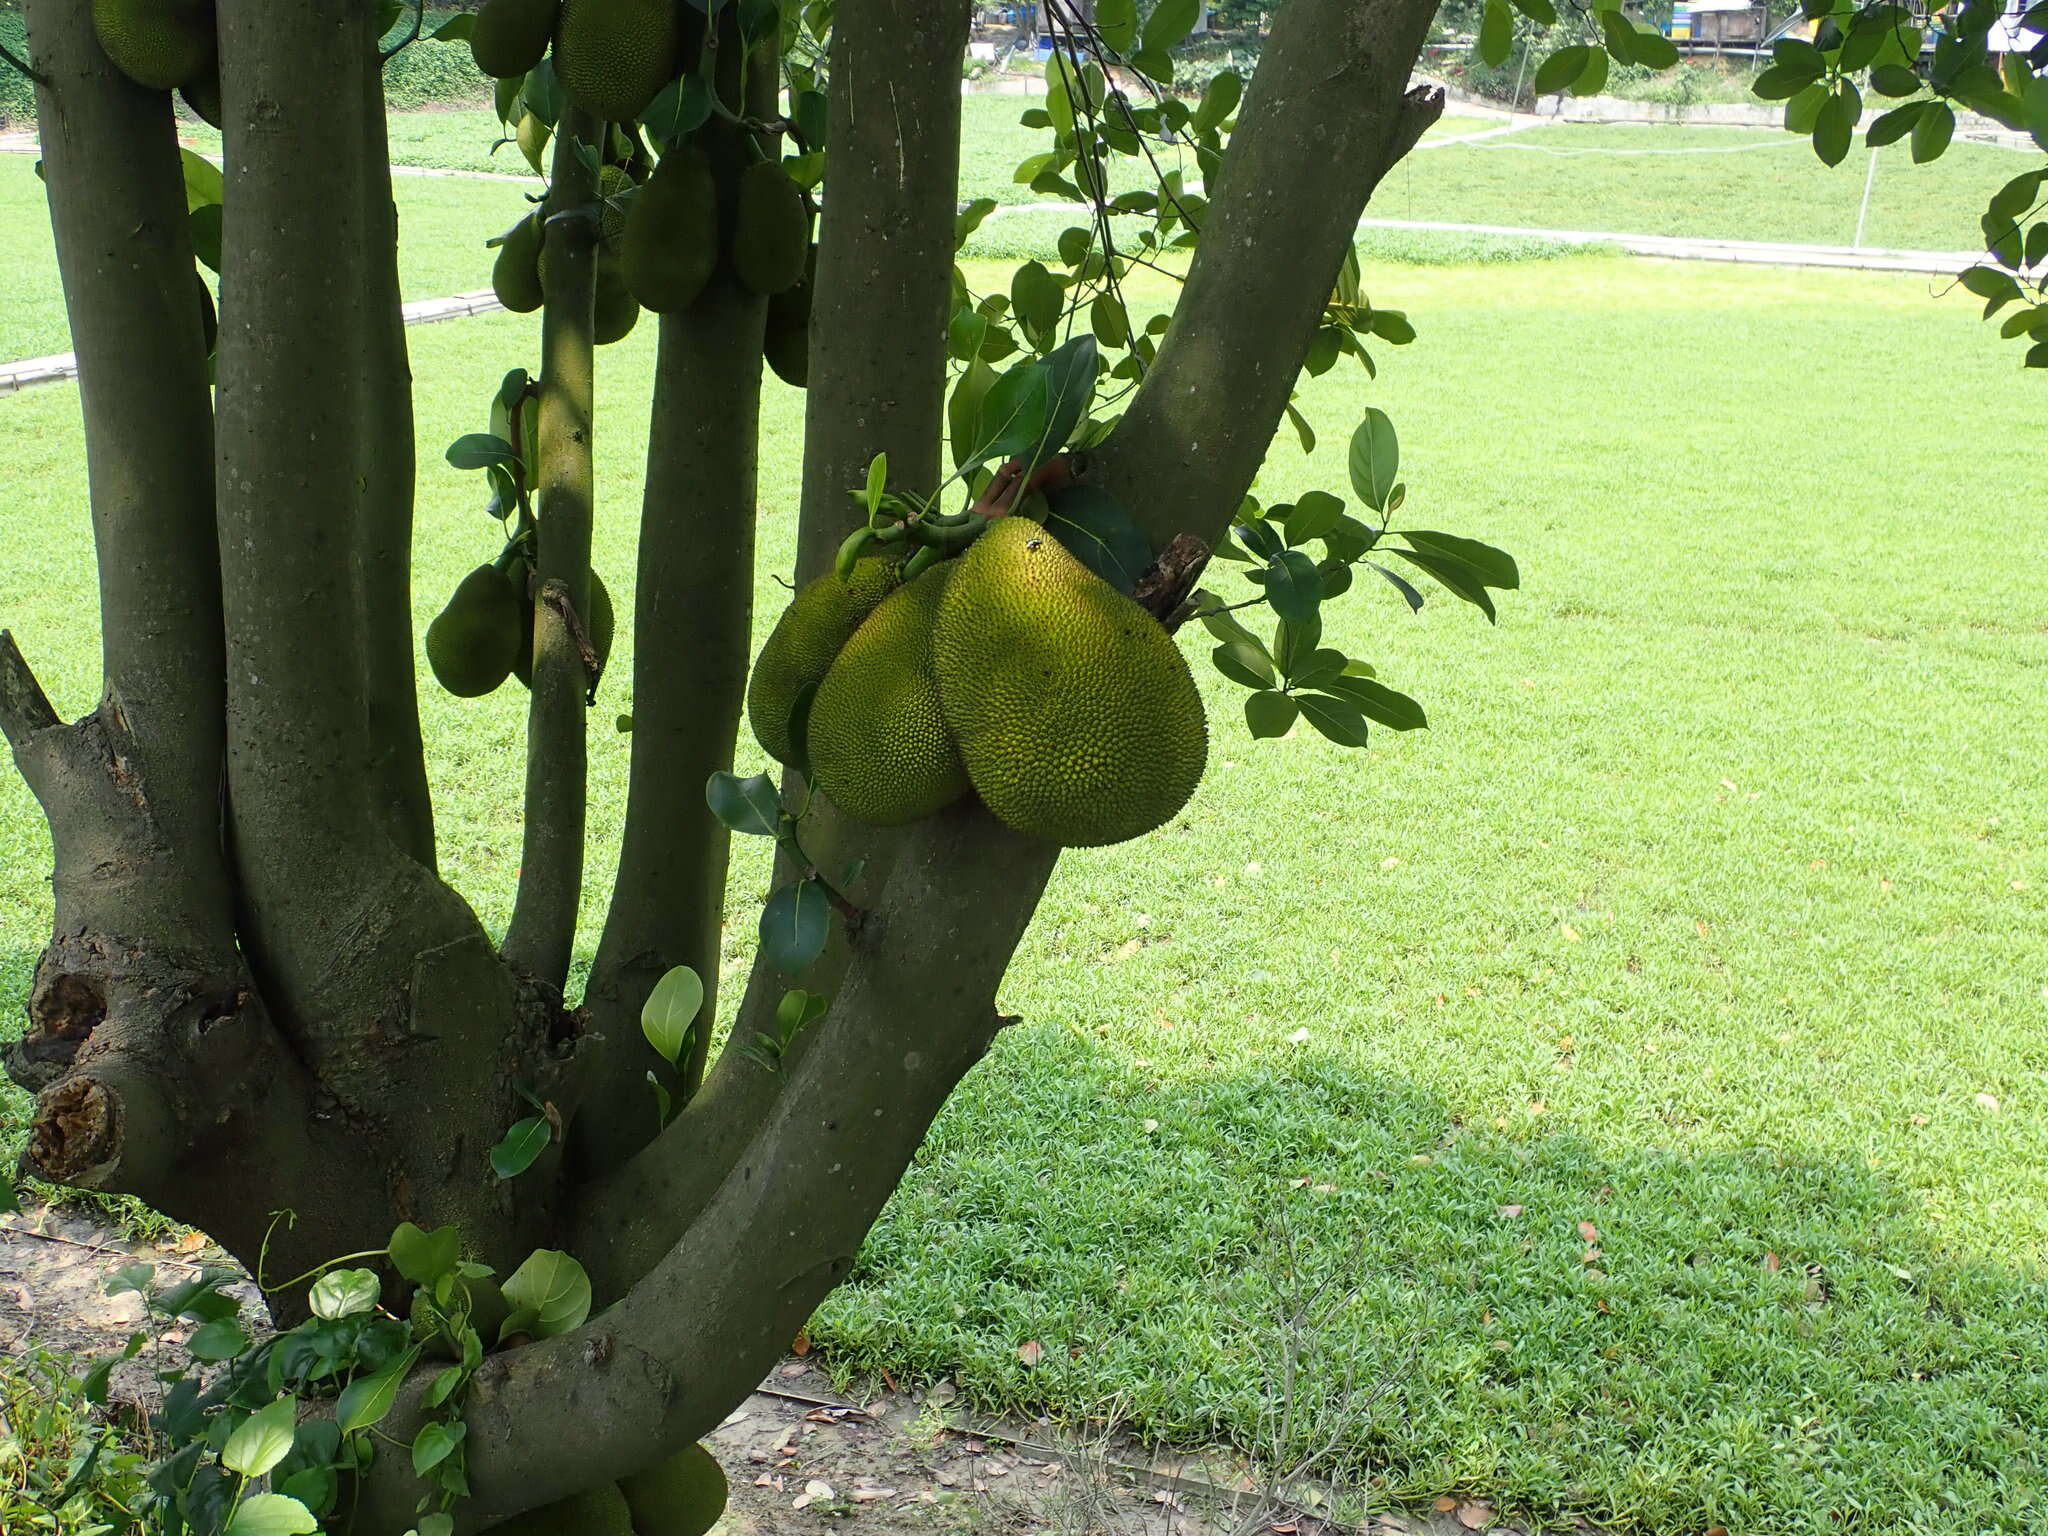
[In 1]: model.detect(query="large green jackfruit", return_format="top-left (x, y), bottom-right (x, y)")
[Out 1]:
top-left (487, 1482), bottom-right (634, 1536)
top-left (747, 556), bottom-right (902, 765)
top-left (729, 160), bottom-right (810, 296)
top-left (762, 243), bottom-right (815, 387)
top-left (619, 1443), bottom-right (728, 1536)
top-left (809, 565), bottom-right (970, 826)
top-left (92, 0), bottom-right (215, 91)
top-left (933, 517), bottom-right (1207, 847)
top-left (553, 0), bottom-right (680, 123)
top-left (594, 251), bottom-right (641, 344)
top-left (428, 564), bottom-right (525, 698)
top-left (621, 144), bottom-right (719, 314)
top-left (493, 212), bottom-right (546, 314)
top-left (178, 66), bottom-right (222, 128)
top-left (470, 0), bottom-right (559, 79)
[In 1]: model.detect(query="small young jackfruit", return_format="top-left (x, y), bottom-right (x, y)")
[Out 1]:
top-left (762, 244), bottom-right (815, 388)
top-left (594, 251), bottom-right (641, 344)
top-left (493, 212), bottom-right (546, 314)
top-left (470, 0), bottom-right (559, 79)
top-left (428, 564), bottom-right (525, 698)
top-left (729, 160), bottom-right (811, 296)
top-left (747, 556), bottom-right (902, 765)
top-left (621, 143), bottom-right (719, 314)
top-left (809, 565), bottom-right (970, 826)
top-left (619, 1443), bottom-right (728, 1536)
top-left (553, 0), bottom-right (680, 123)
top-left (597, 163), bottom-right (637, 246)
top-left (933, 517), bottom-right (1207, 847)
top-left (92, 0), bottom-right (215, 92)
top-left (178, 66), bottom-right (222, 128)
top-left (488, 1482), bottom-right (635, 1536)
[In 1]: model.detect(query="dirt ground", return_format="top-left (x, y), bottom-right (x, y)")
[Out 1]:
top-left (1, 1205), bottom-right (1561, 1536)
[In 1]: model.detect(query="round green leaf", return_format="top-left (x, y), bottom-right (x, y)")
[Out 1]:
top-left (188, 1316), bottom-right (252, 1362)
top-left (760, 879), bottom-right (831, 976)
top-left (223, 1494), bottom-right (320, 1536)
top-left (705, 771), bottom-right (782, 838)
top-left (500, 1249), bottom-right (593, 1340)
top-left (1533, 45), bottom-right (1594, 97)
top-left (1244, 691), bottom-right (1299, 739)
top-left (222, 1397), bottom-right (298, 1479)
top-left (388, 1222), bottom-right (461, 1287)
top-left (308, 1267), bottom-right (381, 1321)
top-left (641, 965), bottom-right (705, 1068)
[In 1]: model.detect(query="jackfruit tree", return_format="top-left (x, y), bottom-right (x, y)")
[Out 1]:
top-left (0, 0), bottom-right (1572, 1531)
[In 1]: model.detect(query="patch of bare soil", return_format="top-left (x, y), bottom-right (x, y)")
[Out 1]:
top-left (2, 1206), bottom-right (1554, 1536)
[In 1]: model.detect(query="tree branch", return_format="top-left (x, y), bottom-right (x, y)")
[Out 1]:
top-left (0, 631), bottom-right (59, 748)
top-left (1088, 0), bottom-right (1446, 551)
top-left (793, 0), bottom-right (970, 580)
top-left (503, 106), bottom-right (603, 990)
top-left (577, 29), bottom-right (775, 1177)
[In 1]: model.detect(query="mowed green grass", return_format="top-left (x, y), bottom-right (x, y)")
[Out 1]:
top-left (1381, 119), bottom-right (2030, 250)
top-left (5, 241), bottom-right (2047, 1533)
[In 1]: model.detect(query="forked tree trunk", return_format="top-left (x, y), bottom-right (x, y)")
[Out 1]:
top-left (1, 0), bottom-right (1446, 1526)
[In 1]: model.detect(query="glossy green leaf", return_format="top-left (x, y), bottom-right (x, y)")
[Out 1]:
top-left (1571, 46), bottom-right (1610, 97)
top-left (1245, 691), bottom-right (1298, 739)
top-left (1390, 547), bottom-right (1498, 621)
top-left (1323, 675), bottom-right (1429, 731)
top-left (1752, 61), bottom-right (1822, 100)
top-left (223, 1397), bottom-right (299, 1479)
top-left (388, 1222), bottom-right (460, 1287)
top-left (488, 1116), bottom-right (550, 1179)
top-left (188, 1316), bottom-right (252, 1362)
top-left (1812, 85), bottom-right (1860, 167)
top-left (1631, 25), bottom-right (1680, 68)
top-left (335, 1346), bottom-right (420, 1435)
top-left (1870, 63), bottom-right (1923, 97)
top-left (1534, 45), bottom-right (1594, 96)
top-left (1399, 531), bottom-right (1520, 589)
top-left (641, 966), bottom-right (704, 1068)
top-left (705, 771), bottom-right (782, 837)
top-left (1044, 484), bottom-right (1152, 594)
top-left (1296, 694), bottom-right (1373, 748)
top-left (501, 1250), bottom-right (592, 1339)
top-left (308, 1268), bottom-right (381, 1321)
top-left (1866, 100), bottom-right (1927, 146)
top-left (445, 434), bottom-right (519, 471)
top-left (1010, 261), bottom-right (1064, 340)
top-left (411, 1421), bottom-right (467, 1477)
top-left (761, 879), bottom-right (830, 975)
top-left (1510, 0), bottom-right (1558, 19)
top-left (955, 197), bottom-right (998, 249)
top-left (1911, 100), bottom-right (1955, 162)
top-left (1348, 409), bottom-right (1400, 512)
top-left (224, 1494), bottom-right (320, 1536)
top-left (1479, 0), bottom-right (1513, 67)
top-left (1192, 71), bottom-right (1244, 132)
top-left (181, 149), bottom-right (224, 212)
top-left (1142, 0), bottom-right (1201, 54)
top-left (1284, 492), bottom-right (1345, 546)
top-left (1265, 550), bottom-right (1324, 629)
top-left (1096, 0), bottom-right (1138, 51)
top-left (1211, 640), bottom-right (1276, 690)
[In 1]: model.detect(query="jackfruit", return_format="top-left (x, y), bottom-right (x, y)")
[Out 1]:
top-left (487, 1482), bottom-right (634, 1536)
top-left (178, 67), bottom-right (221, 128)
top-left (619, 1443), bottom-right (727, 1536)
top-left (553, 0), bottom-right (681, 123)
top-left (933, 517), bottom-right (1207, 847)
top-left (470, 0), bottom-right (558, 80)
top-left (493, 212), bottom-right (546, 314)
top-left (594, 252), bottom-right (641, 344)
top-left (621, 144), bottom-right (719, 313)
top-left (747, 556), bottom-right (902, 765)
top-left (512, 567), bottom-right (612, 687)
top-left (194, 271), bottom-right (217, 359)
top-left (92, 0), bottom-right (215, 92)
top-left (809, 565), bottom-right (969, 826)
top-left (598, 163), bottom-right (636, 246)
top-left (428, 564), bottom-right (525, 698)
top-left (762, 244), bottom-right (815, 387)
top-left (730, 161), bottom-right (810, 296)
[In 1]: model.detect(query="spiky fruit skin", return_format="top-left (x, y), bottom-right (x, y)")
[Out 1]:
top-left (488, 1482), bottom-right (635, 1536)
top-left (593, 253), bottom-right (642, 344)
top-left (553, 0), bottom-right (680, 123)
top-left (933, 517), bottom-right (1207, 847)
top-left (493, 213), bottom-right (546, 314)
top-left (729, 160), bottom-right (811, 295)
top-left (470, 0), bottom-right (559, 79)
top-left (427, 564), bottom-right (524, 698)
top-left (622, 144), bottom-right (719, 314)
top-left (619, 1443), bottom-right (728, 1536)
top-left (92, 0), bottom-right (215, 91)
top-left (597, 163), bottom-right (636, 246)
top-left (746, 557), bottom-right (903, 765)
top-left (810, 566), bottom-right (970, 826)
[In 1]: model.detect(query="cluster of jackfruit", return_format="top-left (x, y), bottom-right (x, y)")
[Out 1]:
top-left (747, 518), bottom-right (1208, 848)
top-left (91, 0), bottom-right (222, 122)
top-left (426, 550), bottom-right (613, 700)
top-left (486, 1442), bottom-right (726, 1536)
top-left (475, 0), bottom-right (816, 381)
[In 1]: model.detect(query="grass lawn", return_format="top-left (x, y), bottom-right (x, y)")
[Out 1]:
top-left (1383, 120), bottom-right (2030, 250)
top-left (5, 239), bottom-right (2046, 1534)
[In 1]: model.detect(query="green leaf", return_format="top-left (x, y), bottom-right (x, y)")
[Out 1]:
top-left (1866, 100), bottom-right (1927, 146)
top-left (1212, 639), bottom-right (1277, 690)
top-left (949, 357), bottom-right (997, 470)
top-left (1390, 548), bottom-right (1499, 621)
top-left (1010, 261), bottom-right (1064, 341)
top-left (1348, 409), bottom-right (1400, 513)
top-left (1911, 99), bottom-right (1955, 162)
top-left (1044, 485), bottom-right (1153, 594)
top-left (1479, 0), bottom-right (1513, 67)
top-left (223, 1397), bottom-right (298, 1479)
top-left (223, 1494), bottom-right (320, 1536)
top-left (335, 1346), bottom-right (420, 1435)
top-left (1399, 531), bottom-right (1520, 589)
top-left (431, 13), bottom-right (475, 39)
top-left (1570, 45), bottom-right (1610, 97)
top-left (1870, 63), bottom-right (1923, 98)
top-left (1296, 694), bottom-right (1373, 748)
top-left (1752, 61), bottom-right (1822, 100)
top-left (446, 434), bottom-right (519, 471)
top-left (388, 1223), bottom-right (460, 1287)
top-left (1284, 492), bottom-right (1345, 546)
top-left (500, 1250), bottom-right (592, 1340)
top-left (1631, 25), bottom-right (1680, 68)
top-left (1245, 691), bottom-right (1298, 739)
top-left (1533, 45), bottom-right (1593, 96)
top-left (1192, 71), bottom-right (1243, 132)
top-left (954, 197), bottom-right (998, 249)
top-left (181, 148), bottom-right (224, 212)
top-left (106, 1262), bottom-right (155, 1298)
top-left (641, 966), bottom-right (705, 1068)
top-left (1598, 9), bottom-right (1638, 64)
top-left (1285, 401), bottom-right (1317, 455)
top-left (1195, 593), bottom-right (1267, 651)
top-left (1096, 0), bottom-right (1138, 52)
top-left (705, 771), bottom-right (782, 837)
top-left (1322, 675), bottom-right (1429, 731)
top-left (641, 74), bottom-right (713, 144)
top-left (1142, 0), bottom-right (1201, 54)
top-left (191, 203), bottom-right (224, 275)
top-left (1089, 292), bottom-right (1130, 349)
top-left (1265, 550), bottom-right (1324, 630)
top-left (1510, 0), bottom-right (1558, 18)
top-left (411, 1421), bottom-right (467, 1477)
top-left (488, 1116), bottom-right (551, 1180)
top-left (188, 1316), bottom-right (252, 1362)
top-left (761, 879), bottom-right (831, 975)
top-left (1812, 85), bottom-right (1859, 167)
top-left (308, 1268), bottom-right (381, 1321)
